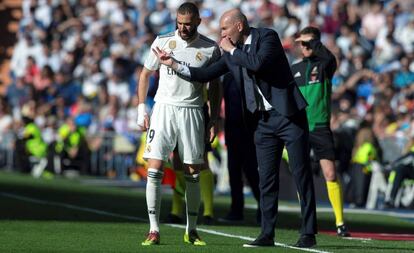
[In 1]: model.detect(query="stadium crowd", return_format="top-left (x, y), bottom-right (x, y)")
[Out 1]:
top-left (1, 0), bottom-right (414, 209)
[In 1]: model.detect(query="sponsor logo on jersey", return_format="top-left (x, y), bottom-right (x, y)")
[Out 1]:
top-left (294, 72), bottom-right (301, 78)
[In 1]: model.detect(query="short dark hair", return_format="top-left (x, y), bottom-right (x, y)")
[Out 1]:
top-left (300, 26), bottom-right (321, 40)
top-left (177, 2), bottom-right (199, 18)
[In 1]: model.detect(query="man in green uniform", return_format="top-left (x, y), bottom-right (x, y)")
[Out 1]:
top-left (291, 26), bottom-right (350, 237)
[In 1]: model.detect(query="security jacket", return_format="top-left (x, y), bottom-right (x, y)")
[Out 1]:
top-left (291, 39), bottom-right (337, 131)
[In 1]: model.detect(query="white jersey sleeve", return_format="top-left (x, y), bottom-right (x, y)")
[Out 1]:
top-left (144, 37), bottom-right (160, 71)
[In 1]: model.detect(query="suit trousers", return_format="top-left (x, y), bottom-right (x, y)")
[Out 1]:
top-left (254, 109), bottom-right (317, 239)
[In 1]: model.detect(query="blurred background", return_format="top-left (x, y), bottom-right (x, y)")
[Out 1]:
top-left (0, 0), bottom-right (413, 211)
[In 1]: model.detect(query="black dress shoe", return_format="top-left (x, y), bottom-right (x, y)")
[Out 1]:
top-left (243, 237), bottom-right (274, 247)
top-left (294, 234), bottom-right (316, 248)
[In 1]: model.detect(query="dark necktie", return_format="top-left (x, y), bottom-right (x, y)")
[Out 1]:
top-left (241, 44), bottom-right (257, 113)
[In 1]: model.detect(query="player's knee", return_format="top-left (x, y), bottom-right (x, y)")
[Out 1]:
top-left (320, 159), bottom-right (335, 177)
top-left (323, 169), bottom-right (336, 181)
top-left (147, 159), bottom-right (163, 170)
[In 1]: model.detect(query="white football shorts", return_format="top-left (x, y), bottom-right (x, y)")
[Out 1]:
top-left (143, 103), bottom-right (205, 164)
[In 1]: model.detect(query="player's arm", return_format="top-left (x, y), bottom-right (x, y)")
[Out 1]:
top-left (137, 37), bottom-right (161, 131)
top-left (207, 78), bottom-right (222, 142)
top-left (137, 67), bottom-right (154, 131)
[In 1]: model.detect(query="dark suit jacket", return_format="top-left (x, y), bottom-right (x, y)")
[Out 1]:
top-left (189, 27), bottom-right (307, 116)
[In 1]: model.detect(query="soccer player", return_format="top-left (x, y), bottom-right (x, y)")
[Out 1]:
top-left (292, 26), bottom-right (350, 237)
top-left (137, 2), bottom-right (220, 246)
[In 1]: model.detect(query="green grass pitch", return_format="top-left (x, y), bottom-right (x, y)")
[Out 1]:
top-left (0, 171), bottom-right (413, 252)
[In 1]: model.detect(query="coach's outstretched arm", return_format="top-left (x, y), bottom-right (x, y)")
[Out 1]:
top-left (152, 47), bottom-right (228, 83)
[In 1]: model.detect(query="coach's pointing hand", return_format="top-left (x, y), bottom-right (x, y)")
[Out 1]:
top-left (152, 47), bottom-right (175, 67)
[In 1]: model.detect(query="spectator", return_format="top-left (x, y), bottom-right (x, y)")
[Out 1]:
top-left (393, 57), bottom-right (414, 89)
top-left (361, 1), bottom-right (386, 43)
top-left (384, 138), bottom-right (414, 208)
top-left (33, 65), bottom-right (54, 101)
top-left (349, 123), bottom-right (381, 207)
top-left (15, 101), bottom-right (48, 175)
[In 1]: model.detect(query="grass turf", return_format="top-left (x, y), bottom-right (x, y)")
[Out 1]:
top-left (0, 171), bottom-right (413, 252)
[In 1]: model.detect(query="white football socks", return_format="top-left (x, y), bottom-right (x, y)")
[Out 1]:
top-left (146, 168), bottom-right (164, 232)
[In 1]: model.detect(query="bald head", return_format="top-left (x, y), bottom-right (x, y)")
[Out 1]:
top-left (221, 9), bottom-right (249, 32)
top-left (220, 9), bottom-right (250, 45)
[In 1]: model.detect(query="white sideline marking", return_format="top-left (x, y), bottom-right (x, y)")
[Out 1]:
top-left (1, 192), bottom-right (331, 253)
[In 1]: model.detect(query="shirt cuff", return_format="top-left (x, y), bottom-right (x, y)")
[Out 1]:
top-left (176, 63), bottom-right (191, 77)
top-left (230, 48), bottom-right (236, 55)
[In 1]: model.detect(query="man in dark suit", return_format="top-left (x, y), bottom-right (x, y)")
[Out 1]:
top-left (152, 9), bottom-right (317, 248)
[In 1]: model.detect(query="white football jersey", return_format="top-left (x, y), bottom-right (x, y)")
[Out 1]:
top-left (144, 30), bottom-right (220, 107)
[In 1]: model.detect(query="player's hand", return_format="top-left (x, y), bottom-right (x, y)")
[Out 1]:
top-left (152, 47), bottom-right (174, 67)
top-left (220, 37), bottom-right (236, 53)
top-left (137, 103), bottom-right (149, 131)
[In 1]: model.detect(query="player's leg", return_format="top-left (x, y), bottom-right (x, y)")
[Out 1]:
top-left (141, 103), bottom-right (177, 245)
top-left (167, 148), bottom-right (185, 223)
top-left (312, 127), bottom-right (350, 237)
top-left (170, 147), bottom-right (214, 225)
top-left (142, 159), bottom-right (163, 245)
top-left (178, 107), bottom-right (206, 245)
top-left (183, 163), bottom-right (205, 245)
top-left (320, 159), bottom-right (349, 236)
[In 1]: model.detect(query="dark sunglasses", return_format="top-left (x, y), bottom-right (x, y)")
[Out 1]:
top-left (300, 41), bottom-right (311, 48)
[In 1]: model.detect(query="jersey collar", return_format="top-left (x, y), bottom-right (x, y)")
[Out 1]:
top-left (175, 30), bottom-right (199, 47)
